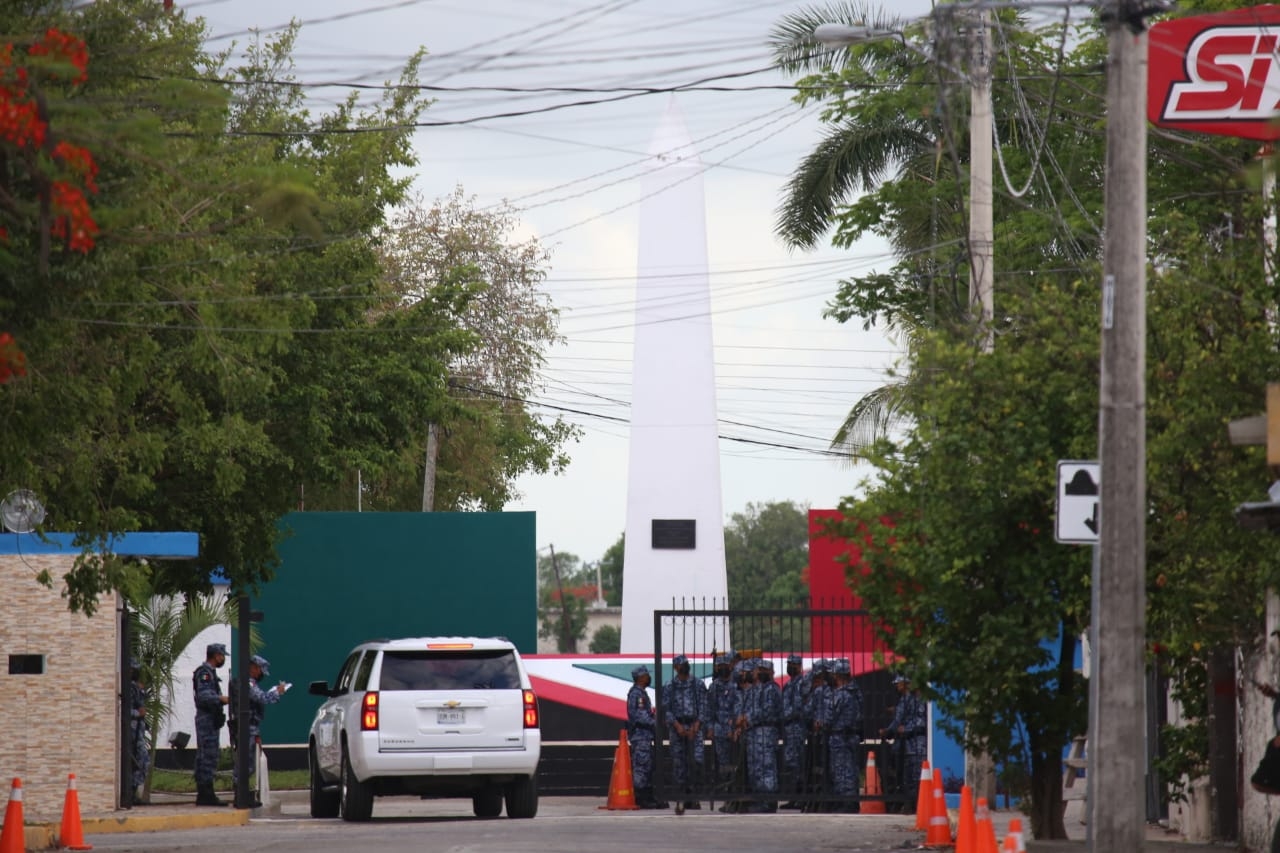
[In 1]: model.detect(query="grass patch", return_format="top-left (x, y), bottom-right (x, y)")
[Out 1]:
top-left (149, 757), bottom-right (309, 794)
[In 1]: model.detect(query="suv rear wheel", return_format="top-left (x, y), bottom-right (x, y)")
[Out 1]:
top-left (309, 744), bottom-right (340, 818)
top-left (505, 775), bottom-right (538, 819)
top-left (340, 744), bottom-right (374, 822)
top-left (472, 786), bottom-right (503, 818)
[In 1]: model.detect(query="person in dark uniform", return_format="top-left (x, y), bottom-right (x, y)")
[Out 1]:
top-left (881, 674), bottom-right (928, 814)
top-left (193, 643), bottom-right (230, 806)
top-left (628, 665), bottom-right (668, 809)
top-left (130, 658), bottom-right (151, 804)
top-left (662, 654), bottom-right (705, 810)
top-left (229, 654), bottom-right (287, 807)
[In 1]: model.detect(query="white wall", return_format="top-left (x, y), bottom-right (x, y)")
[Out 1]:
top-left (154, 584), bottom-right (232, 750)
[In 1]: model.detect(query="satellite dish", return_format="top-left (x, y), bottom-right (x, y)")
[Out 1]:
top-left (1, 489), bottom-right (46, 533)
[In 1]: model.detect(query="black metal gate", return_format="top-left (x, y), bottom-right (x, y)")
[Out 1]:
top-left (648, 604), bottom-right (915, 814)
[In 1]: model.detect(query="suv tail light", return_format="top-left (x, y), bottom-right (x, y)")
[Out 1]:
top-left (361, 691), bottom-right (379, 731)
top-left (522, 689), bottom-right (539, 729)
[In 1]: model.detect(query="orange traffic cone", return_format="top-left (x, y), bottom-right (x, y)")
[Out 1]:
top-left (600, 730), bottom-right (639, 810)
top-left (955, 785), bottom-right (975, 853)
top-left (1005, 817), bottom-right (1026, 852)
top-left (925, 768), bottom-right (953, 847)
top-left (1002, 835), bottom-right (1017, 852)
top-left (861, 751), bottom-right (885, 813)
top-left (975, 796), bottom-right (999, 853)
top-left (59, 773), bottom-right (93, 850)
top-left (0, 779), bottom-right (23, 853)
top-left (916, 762), bottom-right (933, 830)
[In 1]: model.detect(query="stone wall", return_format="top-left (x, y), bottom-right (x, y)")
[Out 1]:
top-left (0, 553), bottom-right (119, 821)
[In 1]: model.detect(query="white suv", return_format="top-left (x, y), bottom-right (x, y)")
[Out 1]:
top-left (307, 636), bottom-right (542, 821)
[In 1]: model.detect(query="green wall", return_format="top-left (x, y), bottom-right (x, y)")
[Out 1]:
top-left (244, 511), bottom-right (536, 744)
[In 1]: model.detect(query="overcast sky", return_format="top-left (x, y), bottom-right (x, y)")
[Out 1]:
top-left (193, 0), bottom-right (940, 566)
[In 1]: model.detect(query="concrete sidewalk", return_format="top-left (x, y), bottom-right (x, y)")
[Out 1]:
top-left (15, 790), bottom-right (1210, 851)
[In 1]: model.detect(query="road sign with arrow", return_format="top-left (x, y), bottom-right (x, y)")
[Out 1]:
top-left (1056, 460), bottom-right (1100, 545)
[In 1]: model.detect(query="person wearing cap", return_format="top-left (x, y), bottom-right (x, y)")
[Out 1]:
top-left (705, 654), bottom-right (737, 791)
top-left (130, 658), bottom-right (151, 804)
top-left (627, 665), bottom-right (667, 809)
top-left (192, 643), bottom-right (231, 806)
top-left (662, 654), bottom-right (706, 810)
top-left (779, 654), bottom-right (807, 809)
top-left (880, 674), bottom-right (927, 813)
top-left (741, 659), bottom-right (782, 813)
top-left (827, 658), bottom-right (864, 813)
top-left (229, 654), bottom-right (289, 807)
top-left (803, 660), bottom-right (835, 813)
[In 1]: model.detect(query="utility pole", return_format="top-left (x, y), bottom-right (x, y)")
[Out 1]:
top-left (962, 7), bottom-right (1000, 808)
top-left (969, 7), bottom-right (995, 350)
top-left (1092, 1), bottom-right (1149, 848)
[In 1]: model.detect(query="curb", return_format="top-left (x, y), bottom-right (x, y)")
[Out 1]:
top-left (23, 808), bottom-right (251, 850)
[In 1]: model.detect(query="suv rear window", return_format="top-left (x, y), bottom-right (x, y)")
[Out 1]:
top-left (378, 649), bottom-right (521, 691)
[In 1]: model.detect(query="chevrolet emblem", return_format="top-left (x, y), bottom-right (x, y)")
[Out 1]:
top-left (445, 700), bottom-right (460, 708)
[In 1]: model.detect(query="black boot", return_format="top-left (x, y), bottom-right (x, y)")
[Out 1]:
top-left (195, 782), bottom-right (228, 807)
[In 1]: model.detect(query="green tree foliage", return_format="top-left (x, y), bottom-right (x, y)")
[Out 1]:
top-left (597, 534), bottom-right (624, 607)
top-left (724, 501), bottom-right (810, 650)
top-left (772, 1), bottom-right (1280, 839)
top-left (0, 2), bottom-right (571, 614)
top-left (537, 548), bottom-right (595, 653)
top-left (589, 624), bottom-right (621, 654)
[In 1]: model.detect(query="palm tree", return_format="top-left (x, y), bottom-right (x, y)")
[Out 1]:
top-left (128, 590), bottom-right (257, 799)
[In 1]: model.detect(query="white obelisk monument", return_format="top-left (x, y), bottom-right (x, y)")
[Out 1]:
top-left (619, 97), bottom-right (729, 654)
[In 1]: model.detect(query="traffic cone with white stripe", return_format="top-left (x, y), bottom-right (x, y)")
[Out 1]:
top-left (59, 773), bottom-right (93, 850)
top-left (915, 762), bottom-right (932, 830)
top-left (1004, 817), bottom-right (1026, 852)
top-left (0, 779), bottom-right (24, 853)
top-left (925, 768), bottom-right (953, 847)
top-left (975, 796), bottom-right (999, 853)
top-left (861, 751), bottom-right (885, 813)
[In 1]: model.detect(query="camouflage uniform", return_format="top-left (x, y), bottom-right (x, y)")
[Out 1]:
top-left (743, 660), bottom-right (782, 812)
top-left (705, 656), bottom-right (737, 781)
top-left (884, 676), bottom-right (927, 813)
top-left (662, 654), bottom-right (705, 804)
top-left (827, 659), bottom-right (863, 812)
top-left (627, 665), bottom-right (666, 808)
top-left (228, 655), bottom-right (284, 783)
top-left (780, 654), bottom-right (807, 804)
top-left (804, 660), bottom-right (833, 810)
top-left (130, 661), bottom-right (150, 793)
top-left (192, 643), bottom-right (228, 805)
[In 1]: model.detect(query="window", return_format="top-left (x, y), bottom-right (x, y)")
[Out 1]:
top-left (378, 650), bottom-right (520, 691)
top-left (354, 650), bottom-right (377, 691)
top-left (335, 651), bottom-right (363, 694)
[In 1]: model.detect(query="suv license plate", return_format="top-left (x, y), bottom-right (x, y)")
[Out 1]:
top-left (437, 709), bottom-right (465, 725)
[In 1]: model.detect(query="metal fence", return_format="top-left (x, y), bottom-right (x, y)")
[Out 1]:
top-left (649, 603), bottom-right (914, 813)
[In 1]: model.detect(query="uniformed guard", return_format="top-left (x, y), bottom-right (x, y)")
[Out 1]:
top-left (228, 654), bottom-right (288, 808)
top-left (193, 643), bottom-right (230, 806)
top-left (803, 660), bottom-right (833, 812)
top-left (130, 658), bottom-right (151, 803)
top-left (663, 654), bottom-right (706, 810)
top-left (880, 674), bottom-right (927, 813)
top-left (779, 653), bottom-right (807, 808)
top-left (742, 659), bottom-right (782, 813)
top-left (706, 655), bottom-right (737, 789)
top-left (827, 658), bottom-right (864, 813)
top-left (628, 665), bottom-right (668, 809)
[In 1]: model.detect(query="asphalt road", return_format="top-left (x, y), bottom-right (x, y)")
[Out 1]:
top-left (78, 794), bottom-right (1200, 853)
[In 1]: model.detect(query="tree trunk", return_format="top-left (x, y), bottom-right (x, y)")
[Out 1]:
top-left (1028, 747), bottom-right (1069, 839)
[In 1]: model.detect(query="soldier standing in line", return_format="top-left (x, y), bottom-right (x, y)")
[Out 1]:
top-left (742, 659), bottom-right (782, 813)
top-left (827, 659), bottom-right (864, 813)
top-left (804, 660), bottom-right (833, 812)
top-left (779, 654), bottom-right (807, 809)
top-left (706, 655), bottom-right (737, 793)
top-left (880, 674), bottom-right (928, 813)
top-left (193, 643), bottom-right (230, 806)
top-left (663, 654), bottom-right (706, 810)
top-left (628, 665), bottom-right (668, 809)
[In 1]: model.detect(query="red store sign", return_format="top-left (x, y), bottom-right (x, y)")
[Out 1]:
top-left (1149, 4), bottom-right (1280, 140)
